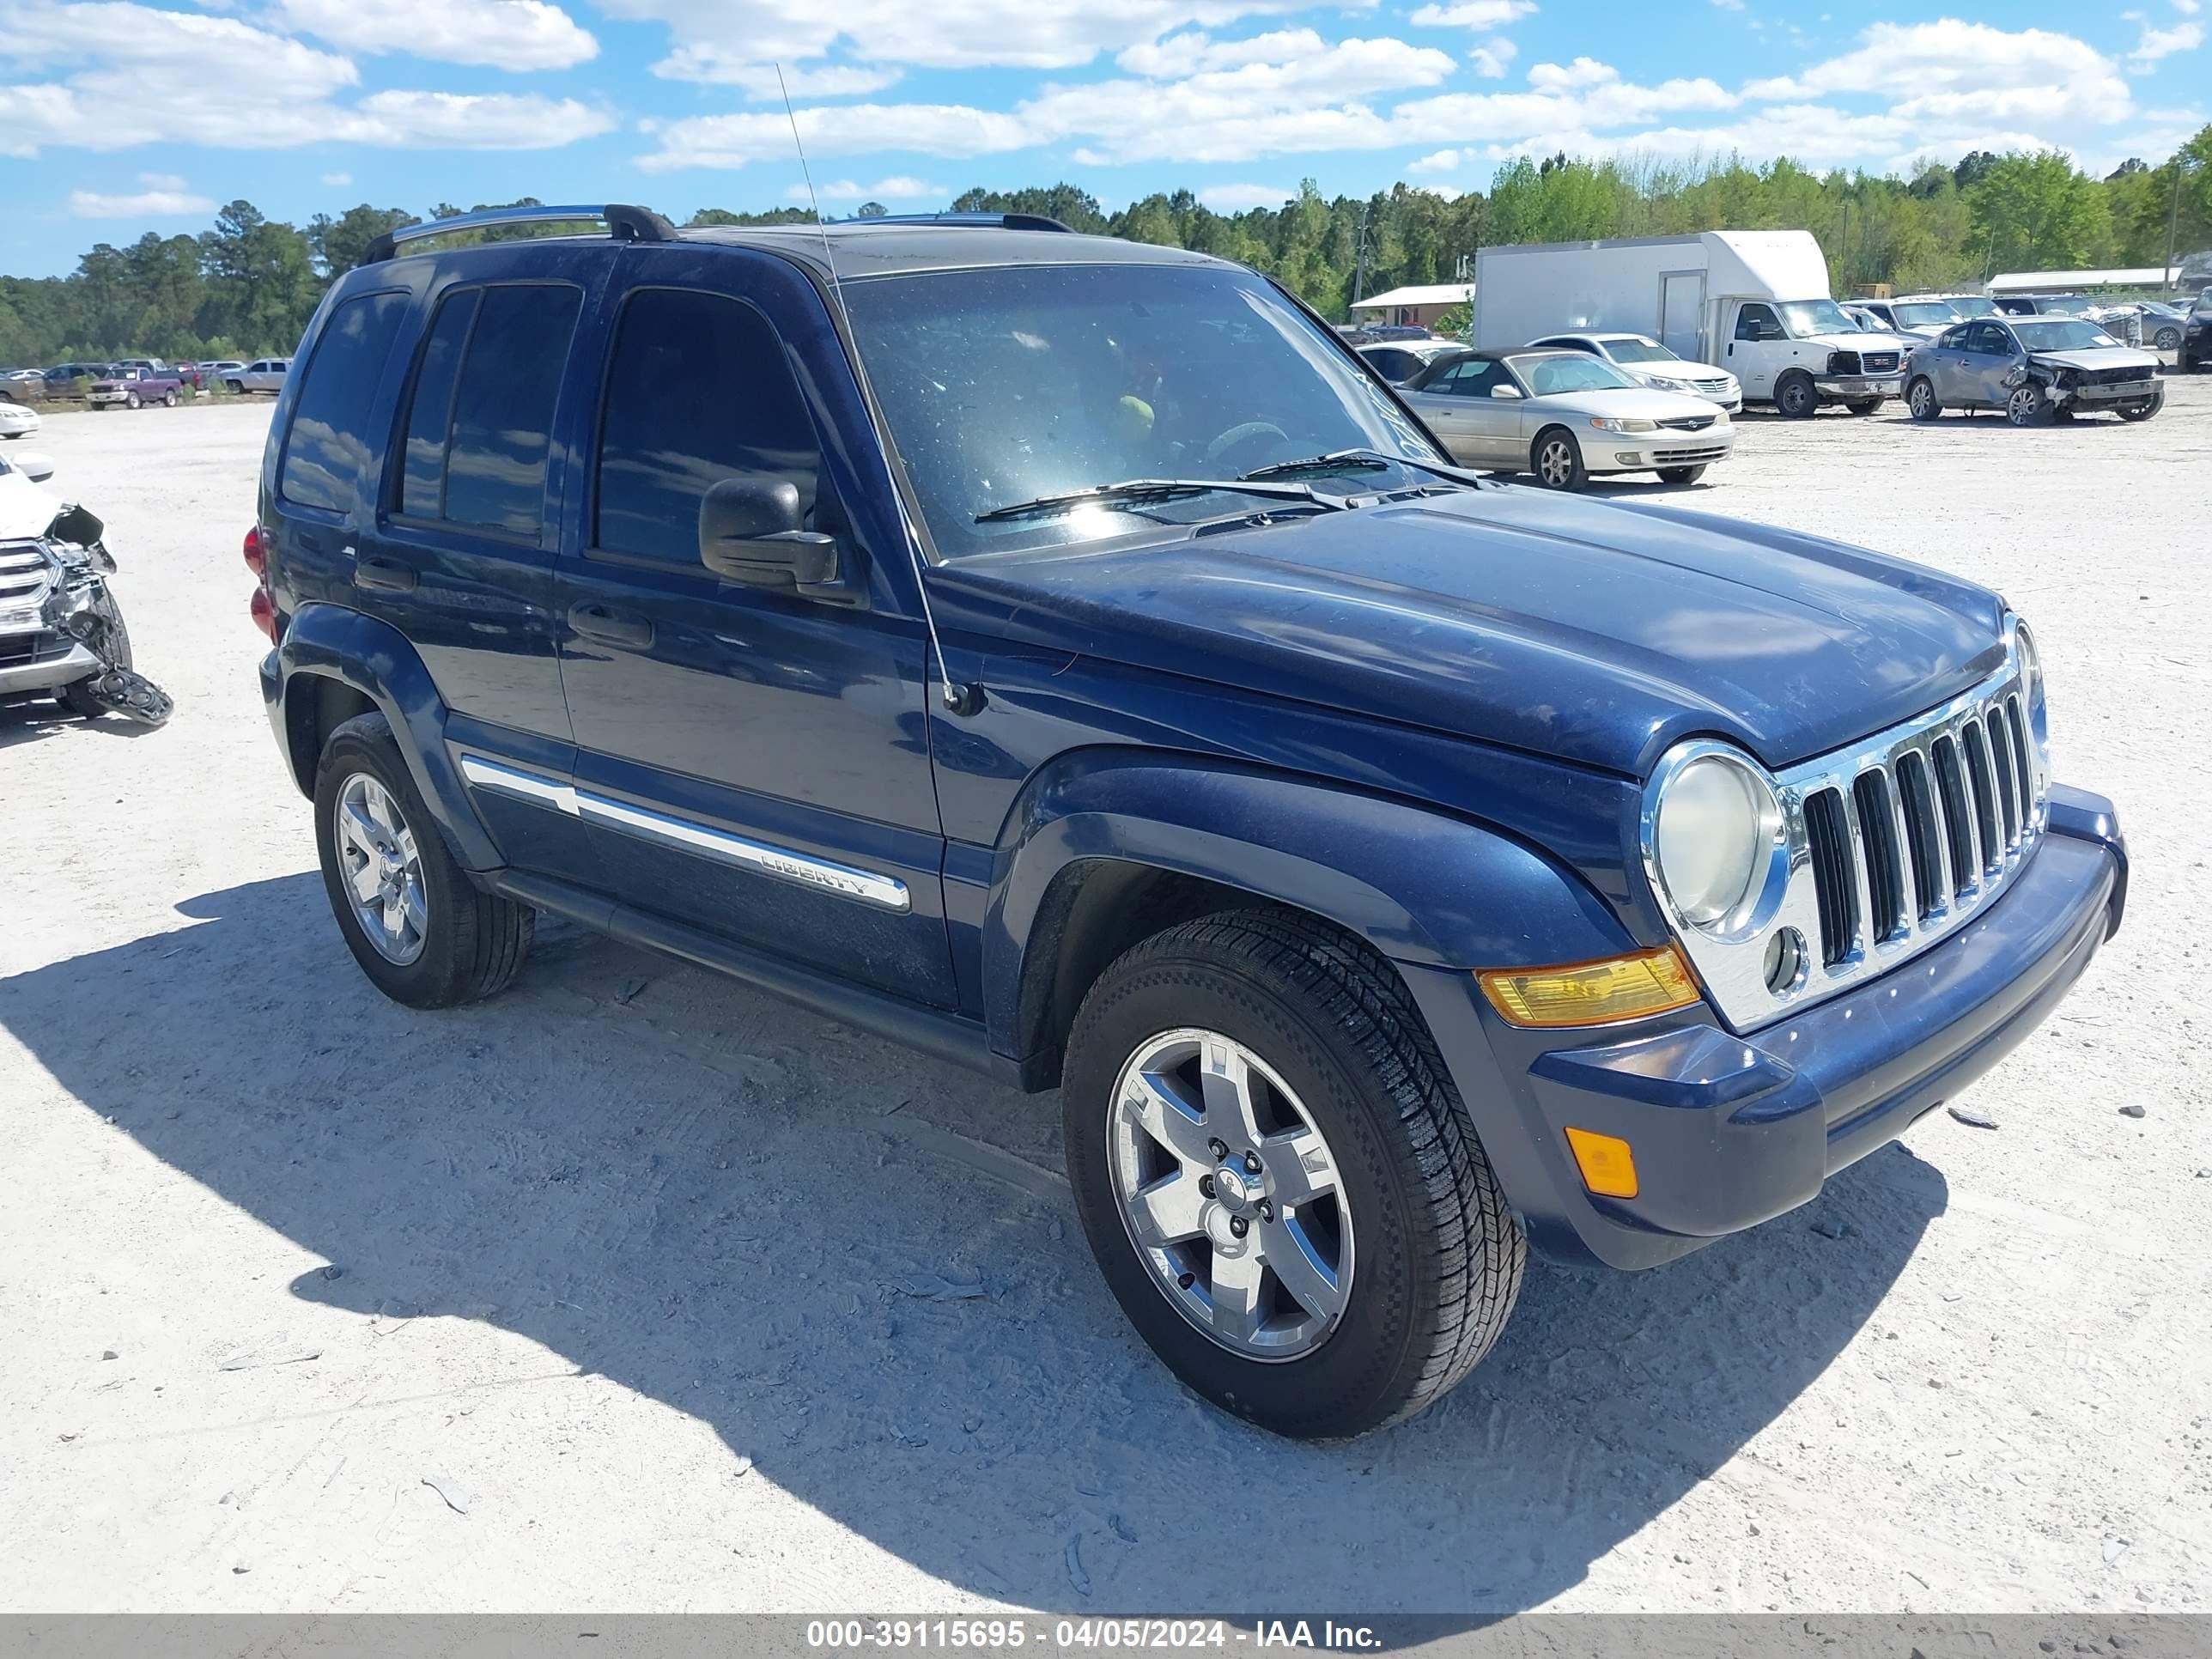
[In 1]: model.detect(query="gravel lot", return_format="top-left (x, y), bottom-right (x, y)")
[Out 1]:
top-left (3, 385), bottom-right (2208, 1619)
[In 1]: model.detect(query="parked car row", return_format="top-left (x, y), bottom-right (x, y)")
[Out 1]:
top-left (0, 358), bottom-right (283, 401)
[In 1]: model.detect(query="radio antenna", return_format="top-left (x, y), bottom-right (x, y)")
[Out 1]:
top-left (777, 64), bottom-right (977, 716)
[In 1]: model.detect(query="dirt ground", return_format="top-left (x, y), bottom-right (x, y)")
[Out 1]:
top-left (3, 383), bottom-right (2208, 1619)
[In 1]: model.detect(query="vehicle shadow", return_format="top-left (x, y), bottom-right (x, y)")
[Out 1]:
top-left (0, 699), bottom-right (165, 748)
top-left (0, 874), bottom-right (1948, 1616)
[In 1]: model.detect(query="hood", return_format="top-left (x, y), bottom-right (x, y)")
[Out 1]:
top-left (1631, 362), bottom-right (1731, 384)
top-left (1805, 331), bottom-right (1911, 353)
top-left (930, 487), bottom-right (2006, 779)
top-left (2028, 346), bottom-right (2160, 373)
top-left (0, 470), bottom-right (61, 541)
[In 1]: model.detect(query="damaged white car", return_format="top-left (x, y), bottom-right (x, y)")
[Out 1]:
top-left (1903, 316), bottom-right (2163, 427)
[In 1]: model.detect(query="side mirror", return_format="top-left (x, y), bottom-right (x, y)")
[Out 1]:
top-left (15, 450), bottom-right (55, 483)
top-left (699, 477), bottom-right (841, 592)
top-left (1491, 384), bottom-right (1523, 399)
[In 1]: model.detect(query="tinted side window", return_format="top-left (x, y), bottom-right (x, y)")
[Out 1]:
top-left (280, 290), bottom-right (407, 514)
top-left (1735, 303), bottom-right (1779, 341)
top-left (397, 284), bottom-right (581, 537)
top-left (594, 288), bottom-right (823, 566)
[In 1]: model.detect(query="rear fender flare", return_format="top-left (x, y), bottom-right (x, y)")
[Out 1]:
top-left (985, 750), bottom-right (1631, 1056)
top-left (277, 602), bottom-right (501, 871)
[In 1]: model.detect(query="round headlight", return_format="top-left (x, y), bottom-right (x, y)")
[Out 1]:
top-left (1651, 752), bottom-right (1781, 929)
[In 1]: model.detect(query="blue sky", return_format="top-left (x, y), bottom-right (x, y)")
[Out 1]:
top-left (2, 0), bottom-right (2204, 278)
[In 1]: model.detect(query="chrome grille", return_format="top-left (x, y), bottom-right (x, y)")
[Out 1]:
top-left (1793, 675), bottom-right (2045, 979)
top-left (0, 539), bottom-right (56, 622)
top-left (1692, 377), bottom-right (1732, 396)
top-left (1860, 350), bottom-right (1899, 373)
top-left (1650, 625), bottom-right (2048, 1032)
top-left (1658, 414), bottom-right (1716, 432)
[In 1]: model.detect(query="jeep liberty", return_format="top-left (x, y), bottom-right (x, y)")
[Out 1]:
top-left (252, 205), bottom-right (2127, 1438)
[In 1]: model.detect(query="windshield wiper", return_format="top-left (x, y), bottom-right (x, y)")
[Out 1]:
top-left (1239, 447), bottom-right (1490, 490)
top-left (975, 477), bottom-right (1351, 524)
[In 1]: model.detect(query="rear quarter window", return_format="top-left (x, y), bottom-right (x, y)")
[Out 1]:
top-left (279, 291), bottom-right (409, 514)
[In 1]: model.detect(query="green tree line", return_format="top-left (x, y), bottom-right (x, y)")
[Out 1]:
top-left (4, 131), bottom-right (2207, 368)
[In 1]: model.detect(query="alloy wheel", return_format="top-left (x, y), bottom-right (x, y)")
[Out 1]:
top-left (2007, 386), bottom-right (2041, 426)
top-left (1536, 439), bottom-right (1575, 487)
top-left (1108, 1028), bottom-right (1353, 1361)
top-left (1909, 381), bottom-right (1936, 419)
top-left (333, 772), bottom-right (429, 964)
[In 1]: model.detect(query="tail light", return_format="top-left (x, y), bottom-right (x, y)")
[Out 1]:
top-left (242, 525), bottom-right (264, 576)
top-left (249, 585), bottom-right (276, 642)
top-left (245, 523), bottom-right (274, 641)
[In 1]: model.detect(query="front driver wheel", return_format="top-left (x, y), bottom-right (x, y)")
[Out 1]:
top-left (2005, 383), bottom-right (2050, 427)
top-left (1774, 372), bottom-right (1817, 418)
top-left (1844, 398), bottom-right (1883, 416)
top-left (2154, 327), bottom-right (2180, 352)
top-left (1063, 910), bottom-right (1525, 1439)
top-left (1529, 427), bottom-right (1588, 490)
top-left (314, 713), bottom-right (534, 1008)
top-left (2118, 400), bottom-right (2160, 422)
top-left (1656, 465), bottom-right (1705, 484)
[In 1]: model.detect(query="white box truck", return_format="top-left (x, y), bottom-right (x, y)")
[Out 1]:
top-left (1473, 230), bottom-right (1912, 416)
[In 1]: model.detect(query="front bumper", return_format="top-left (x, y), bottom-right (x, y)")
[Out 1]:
top-left (1589, 428), bottom-right (1737, 474)
top-left (0, 636), bottom-right (98, 694)
top-left (1814, 373), bottom-right (1902, 398)
top-left (86, 391), bottom-right (128, 404)
top-left (1403, 783), bottom-right (2125, 1271)
top-left (2058, 380), bottom-right (2160, 407)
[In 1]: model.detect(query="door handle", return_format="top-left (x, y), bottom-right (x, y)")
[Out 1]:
top-left (568, 602), bottom-right (654, 649)
top-left (354, 558), bottom-right (417, 592)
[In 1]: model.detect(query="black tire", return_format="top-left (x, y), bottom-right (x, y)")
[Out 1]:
top-left (313, 712), bottom-right (534, 1008)
top-left (125, 392), bottom-right (141, 410)
top-left (226, 380), bottom-right (244, 395)
top-left (2118, 400), bottom-right (2160, 422)
top-left (1528, 426), bottom-right (1588, 491)
top-left (1774, 372), bottom-right (1817, 418)
top-left (1844, 398), bottom-right (1883, 416)
top-left (1062, 909), bottom-right (1525, 1439)
top-left (2154, 327), bottom-right (2180, 352)
top-left (1906, 377), bottom-right (1942, 421)
top-left (1656, 465), bottom-right (1705, 484)
top-left (2004, 383), bottom-right (2050, 427)
top-left (162, 390), bottom-right (178, 407)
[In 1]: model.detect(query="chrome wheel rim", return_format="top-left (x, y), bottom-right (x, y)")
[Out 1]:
top-left (1910, 382), bottom-right (1932, 417)
top-left (334, 773), bottom-right (428, 964)
top-left (1537, 440), bottom-right (1573, 486)
top-left (2008, 387), bottom-right (2037, 423)
top-left (1109, 1028), bottom-right (1353, 1362)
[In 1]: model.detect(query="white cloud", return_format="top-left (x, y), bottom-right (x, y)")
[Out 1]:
top-left (1745, 20), bottom-right (2129, 128)
top-left (69, 175), bottom-right (214, 216)
top-left (321, 171), bottom-right (354, 185)
top-left (1468, 39), bottom-right (1516, 77)
top-left (662, 58), bottom-right (903, 98)
top-left (787, 176), bottom-right (945, 201)
top-left (1528, 56), bottom-right (1619, 90)
top-left (1408, 0), bottom-right (1534, 27)
top-left (272, 0), bottom-right (598, 70)
top-left (2127, 20), bottom-right (2204, 67)
top-left (1710, 0), bottom-right (1744, 11)
top-left (1196, 182), bottom-right (1294, 210)
top-left (1407, 147), bottom-right (1462, 174)
top-left (2174, 0), bottom-right (2200, 15)
top-left (0, 2), bottom-right (616, 155)
top-left (598, 0), bottom-right (1348, 81)
top-left (1118, 29), bottom-right (1325, 77)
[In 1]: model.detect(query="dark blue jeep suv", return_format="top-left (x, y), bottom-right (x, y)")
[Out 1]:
top-left (252, 204), bottom-right (2126, 1438)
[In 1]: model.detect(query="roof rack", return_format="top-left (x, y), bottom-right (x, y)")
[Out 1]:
top-left (362, 203), bottom-right (678, 265)
top-left (835, 211), bottom-right (1074, 233)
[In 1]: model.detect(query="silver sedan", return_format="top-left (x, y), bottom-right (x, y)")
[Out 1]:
top-left (1401, 348), bottom-right (1736, 489)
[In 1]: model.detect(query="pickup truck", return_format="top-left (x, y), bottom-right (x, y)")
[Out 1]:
top-left (88, 365), bottom-right (185, 410)
top-left (251, 204), bottom-right (2127, 1439)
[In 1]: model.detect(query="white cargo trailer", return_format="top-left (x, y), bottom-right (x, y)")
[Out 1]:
top-left (1473, 230), bottom-right (1912, 416)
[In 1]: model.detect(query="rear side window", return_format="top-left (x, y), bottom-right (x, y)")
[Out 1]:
top-left (280, 291), bottom-right (407, 514)
top-left (396, 283), bottom-right (582, 538)
top-left (593, 288), bottom-right (823, 567)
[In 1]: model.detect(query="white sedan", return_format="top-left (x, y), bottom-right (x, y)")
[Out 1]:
top-left (0, 400), bottom-right (41, 441)
top-left (1402, 348), bottom-right (1735, 489)
top-left (1524, 331), bottom-right (1741, 411)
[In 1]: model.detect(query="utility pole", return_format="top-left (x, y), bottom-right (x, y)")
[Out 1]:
top-left (2165, 150), bottom-right (2190, 297)
top-left (1352, 201), bottom-right (1371, 307)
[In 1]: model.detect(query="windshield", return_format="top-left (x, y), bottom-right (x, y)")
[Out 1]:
top-left (842, 264), bottom-right (1442, 557)
top-left (1510, 354), bottom-right (1639, 395)
top-left (1776, 299), bottom-right (1857, 337)
top-left (2012, 319), bottom-right (2122, 351)
top-left (1945, 296), bottom-right (1996, 317)
top-left (1603, 337), bottom-right (1677, 364)
top-left (1893, 302), bottom-right (1958, 328)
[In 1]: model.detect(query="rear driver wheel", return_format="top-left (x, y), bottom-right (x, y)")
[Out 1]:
top-left (1063, 910), bottom-right (1525, 1439)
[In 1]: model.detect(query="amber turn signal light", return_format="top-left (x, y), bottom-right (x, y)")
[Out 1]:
top-left (1475, 945), bottom-right (1701, 1028)
top-left (1564, 1127), bottom-right (1639, 1199)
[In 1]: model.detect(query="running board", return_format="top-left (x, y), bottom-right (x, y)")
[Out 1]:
top-left (490, 871), bottom-right (1024, 1090)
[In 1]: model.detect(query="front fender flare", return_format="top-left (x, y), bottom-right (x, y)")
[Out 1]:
top-left (276, 601), bottom-right (501, 872)
top-left (985, 750), bottom-right (1631, 1056)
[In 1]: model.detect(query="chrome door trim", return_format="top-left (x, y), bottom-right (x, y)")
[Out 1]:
top-left (458, 754), bottom-right (913, 914)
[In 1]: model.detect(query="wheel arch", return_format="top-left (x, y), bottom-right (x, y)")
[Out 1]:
top-left (276, 602), bottom-right (503, 871)
top-left (988, 749), bottom-right (1633, 1089)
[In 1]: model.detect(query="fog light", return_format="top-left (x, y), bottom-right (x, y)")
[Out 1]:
top-left (1477, 946), bottom-right (1701, 1028)
top-left (1616, 451), bottom-right (1641, 465)
top-left (1763, 927), bottom-right (1808, 995)
top-left (1565, 1127), bottom-right (1639, 1199)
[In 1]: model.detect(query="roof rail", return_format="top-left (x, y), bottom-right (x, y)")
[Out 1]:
top-left (362, 203), bottom-right (677, 265)
top-left (837, 211), bottom-right (1074, 234)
